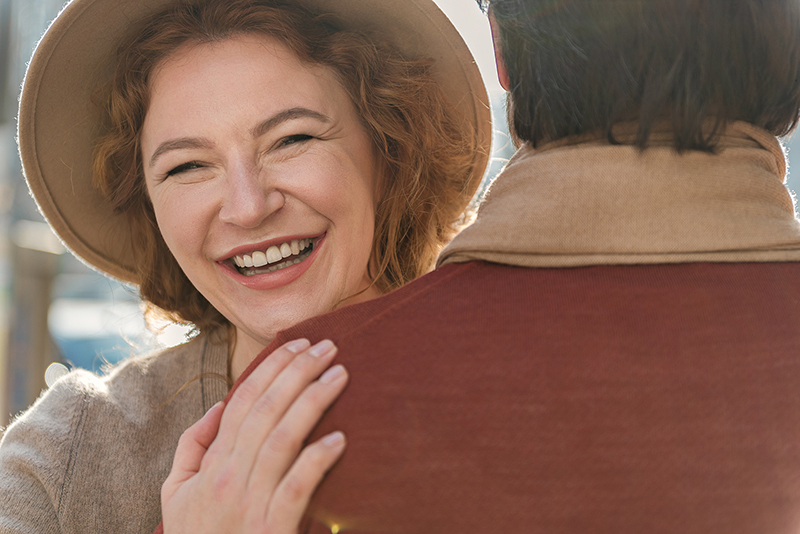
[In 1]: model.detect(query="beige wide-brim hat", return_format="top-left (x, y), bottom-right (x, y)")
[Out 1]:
top-left (18, 0), bottom-right (491, 285)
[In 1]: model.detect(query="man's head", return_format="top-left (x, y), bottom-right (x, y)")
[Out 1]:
top-left (480, 0), bottom-right (800, 150)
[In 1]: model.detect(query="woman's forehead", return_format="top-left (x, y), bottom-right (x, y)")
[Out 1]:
top-left (152, 34), bottom-right (326, 85)
top-left (145, 35), bottom-right (349, 130)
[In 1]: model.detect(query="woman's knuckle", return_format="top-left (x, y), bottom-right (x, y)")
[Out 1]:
top-left (240, 493), bottom-right (260, 516)
top-left (265, 425), bottom-right (300, 453)
top-left (304, 383), bottom-right (329, 406)
top-left (290, 351), bottom-right (316, 373)
top-left (176, 429), bottom-right (194, 447)
top-left (280, 471), bottom-right (308, 503)
top-left (199, 446), bottom-right (222, 470)
top-left (211, 464), bottom-right (238, 501)
top-left (270, 345), bottom-right (297, 364)
top-left (232, 379), bottom-right (261, 404)
top-left (302, 442), bottom-right (329, 467)
top-left (251, 390), bottom-right (280, 417)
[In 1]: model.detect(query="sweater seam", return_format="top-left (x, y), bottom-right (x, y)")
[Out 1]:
top-left (200, 336), bottom-right (209, 413)
top-left (56, 390), bottom-right (88, 518)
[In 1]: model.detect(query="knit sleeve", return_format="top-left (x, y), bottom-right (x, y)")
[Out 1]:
top-left (0, 371), bottom-right (95, 534)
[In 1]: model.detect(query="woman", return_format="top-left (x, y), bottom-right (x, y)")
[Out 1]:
top-left (0, 0), bottom-right (490, 532)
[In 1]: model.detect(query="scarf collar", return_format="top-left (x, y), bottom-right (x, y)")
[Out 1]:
top-left (439, 122), bottom-right (800, 268)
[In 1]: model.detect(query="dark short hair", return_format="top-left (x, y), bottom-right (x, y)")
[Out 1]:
top-left (480, 0), bottom-right (800, 150)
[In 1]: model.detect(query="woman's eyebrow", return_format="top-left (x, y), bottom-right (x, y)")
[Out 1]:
top-left (148, 108), bottom-right (332, 169)
top-left (250, 107), bottom-right (331, 138)
top-left (149, 138), bottom-right (213, 169)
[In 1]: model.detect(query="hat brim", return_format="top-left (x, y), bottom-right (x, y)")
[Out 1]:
top-left (18, 0), bottom-right (491, 285)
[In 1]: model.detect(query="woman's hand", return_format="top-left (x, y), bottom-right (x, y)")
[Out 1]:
top-left (161, 339), bottom-right (347, 534)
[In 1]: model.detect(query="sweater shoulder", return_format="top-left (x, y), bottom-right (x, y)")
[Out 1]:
top-left (0, 335), bottom-right (227, 533)
top-left (0, 366), bottom-right (87, 532)
top-left (89, 334), bottom-right (220, 417)
top-left (6, 334), bottom-right (213, 423)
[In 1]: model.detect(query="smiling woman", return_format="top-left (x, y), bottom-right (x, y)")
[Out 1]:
top-left (140, 35), bottom-right (383, 376)
top-left (0, 0), bottom-right (490, 532)
top-left (90, 0), bottom-right (489, 363)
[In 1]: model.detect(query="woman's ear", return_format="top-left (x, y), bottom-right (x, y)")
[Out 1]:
top-left (488, 7), bottom-right (511, 91)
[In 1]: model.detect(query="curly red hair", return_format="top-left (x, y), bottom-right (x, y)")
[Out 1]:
top-left (93, 0), bottom-right (478, 336)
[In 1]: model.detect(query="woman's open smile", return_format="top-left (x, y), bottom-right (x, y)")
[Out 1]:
top-left (141, 35), bottom-right (383, 364)
top-left (229, 235), bottom-right (318, 274)
top-left (220, 233), bottom-right (325, 292)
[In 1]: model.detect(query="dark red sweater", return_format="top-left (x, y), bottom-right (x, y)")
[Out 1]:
top-left (215, 261), bottom-right (800, 533)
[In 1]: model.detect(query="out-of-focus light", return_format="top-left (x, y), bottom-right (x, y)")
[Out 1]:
top-left (156, 322), bottom-right (193, 348)
top-left (45, 362), bottom-right (69, 387)
top-left (330, 525), bottom-right (340, 534)
top-left (11, 219), bottom-right (65, 255)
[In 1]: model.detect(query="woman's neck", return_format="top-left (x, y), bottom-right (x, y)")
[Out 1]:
top-left (229, 331), bottom-right (269, 382)
top-left (228, 283), bottom-right (384, 382)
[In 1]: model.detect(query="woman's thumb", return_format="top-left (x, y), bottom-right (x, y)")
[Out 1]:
top-left (169, 401), bottom-right (225, 482)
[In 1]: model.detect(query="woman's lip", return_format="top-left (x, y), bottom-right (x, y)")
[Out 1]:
top-left (219, 234), bottom-right (325, 291)
top-left (221, 233), bottom-right (324, 261)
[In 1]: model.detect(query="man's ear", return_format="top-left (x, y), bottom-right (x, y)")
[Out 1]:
top-left (489, 7), bottom-right (511, 91)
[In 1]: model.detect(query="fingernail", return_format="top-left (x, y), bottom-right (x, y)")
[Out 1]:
top-left (205, 401), bottom-right (223, 416)
top-left (285, 339), bottom-right (311, 353)
top-left (322, 431), bottom-right (345, 447)
top-left (309, 339), bottom-right (335, 358)
top-left (319, 364), bottom-right (346, 384)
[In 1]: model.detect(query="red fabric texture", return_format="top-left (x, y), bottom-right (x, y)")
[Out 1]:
top-left (160, 260), bottom-right (800, 533)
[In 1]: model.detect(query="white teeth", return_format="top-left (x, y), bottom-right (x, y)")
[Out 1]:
top-left (234, 237), bottom-right (314, 272)
top-left (252, 251), bottom-right (268, 268)
top-left (266, 246), bottom-right (282, 263)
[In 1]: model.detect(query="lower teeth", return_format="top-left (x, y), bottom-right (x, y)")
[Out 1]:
top-left (237, 243), bottom-right (313, 275)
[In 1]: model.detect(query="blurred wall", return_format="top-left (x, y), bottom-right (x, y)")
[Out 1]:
top-left (1, 0), bottom-right (69, 427)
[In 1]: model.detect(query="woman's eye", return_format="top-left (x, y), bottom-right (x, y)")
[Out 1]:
top-left (279, 134), bottom-right (313, 147)
top-left (166, 161), bottom-right (204, 177)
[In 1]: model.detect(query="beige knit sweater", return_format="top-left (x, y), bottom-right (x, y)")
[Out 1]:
top-left (0, 334), bottom-right (229, 533)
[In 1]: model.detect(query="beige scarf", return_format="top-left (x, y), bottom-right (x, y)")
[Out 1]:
top-left (439, 122), bottom-right (800, 268)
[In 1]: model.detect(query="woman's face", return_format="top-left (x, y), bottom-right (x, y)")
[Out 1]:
top-left (141, 35), bottom-right (382, 354)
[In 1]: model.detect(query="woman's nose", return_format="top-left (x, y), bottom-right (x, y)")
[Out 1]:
top-left (218, 164), bottom-right (285, 228)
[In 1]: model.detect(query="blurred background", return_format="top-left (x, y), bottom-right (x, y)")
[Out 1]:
top-left (0, 0), bottom-right (797, 427)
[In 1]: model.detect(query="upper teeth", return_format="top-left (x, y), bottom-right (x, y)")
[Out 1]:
top-left (233, 239), bottom-right (311, 269)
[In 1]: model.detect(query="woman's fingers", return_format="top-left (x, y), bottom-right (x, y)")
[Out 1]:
top-left (225, 340), bottom-right (339, 467)
top-left (161, 338), bottom-right (347, 534)
top-left (202, 338), bottom-right (342, 507)
top-left (163, 401), bottom-right (225, 495)
top-left (214, 339), bottom-right (311, 451)
top-left (265, 431), bottom-right (347, 530)
top-left (248, 363), bottom-right (349, 496)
